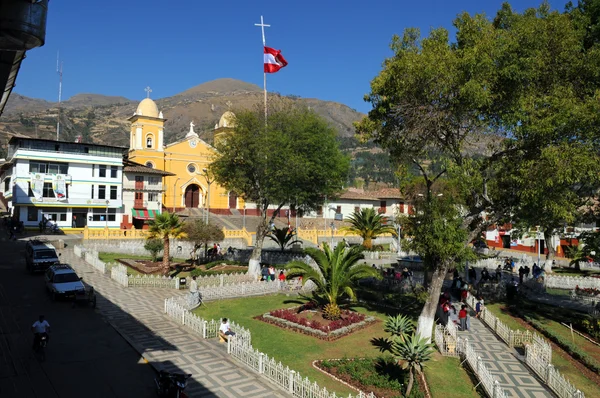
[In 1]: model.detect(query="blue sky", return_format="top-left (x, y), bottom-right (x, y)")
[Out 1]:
top-left (15, 0), bottom-right (562, 114)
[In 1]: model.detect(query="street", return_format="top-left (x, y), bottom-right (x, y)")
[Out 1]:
top-left (0, 233), bottom-right (156, 398)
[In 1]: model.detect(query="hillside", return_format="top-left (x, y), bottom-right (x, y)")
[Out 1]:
top-left (0, 78), bottom-right (364, 148)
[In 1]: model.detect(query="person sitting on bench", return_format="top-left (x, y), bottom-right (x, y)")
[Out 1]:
top-left (219, 318), bottom-right (236, 341)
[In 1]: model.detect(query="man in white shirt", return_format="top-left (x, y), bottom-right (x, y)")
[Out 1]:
top-left (31, 315), bottom-right (50, 348)
top-left (219, 318), bottom-right (235, 337)
top-left (189, 276), bottom-right (199, 306)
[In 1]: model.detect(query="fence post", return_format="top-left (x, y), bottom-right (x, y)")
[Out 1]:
top-left (545, 364), bottom-right (553, 383)
top-left (493, 380), bottom-right (499, 398)
top-left (227, 336), bottom-right (231, 354)
top-left (175, 277), bottom-right (180, 290)
top-left (202, 320), bottom-right (207, 339)
top-left (477, 356), bottom-right (482, 375)
top-left (259, 352), bottom-right (264, 374)
top-left (288, 370), bottom-right (295, 393)
top-left (220, 274), bottom-right (224, 287)
top-left (182, 308), bottom-right (186, 325)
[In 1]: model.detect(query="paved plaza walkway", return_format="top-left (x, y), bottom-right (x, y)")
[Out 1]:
top-left (459, 310), bottom-right (554, 398)
top-left (61, 249), bottom-right (288, 398)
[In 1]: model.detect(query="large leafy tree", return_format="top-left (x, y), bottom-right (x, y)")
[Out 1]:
top-left (339, 207), bottom-right (396, 250)
top-left (182, 219), bottom-right (225, 263)
top-left (356, 2), bottom-right (600, 340)
top-left (285, 242), bottom-right (380, 320)
top-left (147, 212), bottom-right (187, 273)
top-left (211, 102), bottom-right (349, 276)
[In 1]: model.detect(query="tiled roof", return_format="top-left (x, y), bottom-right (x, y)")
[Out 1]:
top-left (122, 160), bottom-right (175, 176)
top-left (337, 188), bottom-right (403, 201)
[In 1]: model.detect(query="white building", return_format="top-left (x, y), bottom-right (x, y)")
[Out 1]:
top-left (121, 159), bottom-right (173, 229)
top-left (0, 137), bottom-right (126, 230)
top-left (304, 188), bottom-right (409, 220)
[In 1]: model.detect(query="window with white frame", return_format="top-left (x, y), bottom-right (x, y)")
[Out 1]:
top-left (148, 192), bottom-right (158, 202)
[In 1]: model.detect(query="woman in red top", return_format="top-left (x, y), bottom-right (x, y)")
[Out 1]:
top-left (278, 271), bottom-right (286, 282)
top-left (458, 305), bottom-right (468, 331)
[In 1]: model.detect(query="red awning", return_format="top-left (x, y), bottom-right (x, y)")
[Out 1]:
top-left (132, 208), bottom-right (160, 220)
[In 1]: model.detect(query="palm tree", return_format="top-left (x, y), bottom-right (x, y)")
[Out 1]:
top-left (285, 242), bottom-right (381, 320)
top-left (340, 208), bottom-right (396, 250)
top-left (392, 334), bottom-right (434, 396)
top-left (147, 212), bottom-right (187, 273)
top-left (268, 226), bottom-right (300, 252)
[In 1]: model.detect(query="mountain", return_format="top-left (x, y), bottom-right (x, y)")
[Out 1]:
top-left (0, 78), bottom-right (364, 149)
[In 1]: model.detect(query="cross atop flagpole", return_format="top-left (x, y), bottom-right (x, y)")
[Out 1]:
top-left (254, 16), bottom-right (270, 123)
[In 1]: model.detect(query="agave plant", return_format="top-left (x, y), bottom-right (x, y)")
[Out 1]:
top-left (268, 226), bottom-right (300, 252)
top-left (285, 242), bottom-right (381, 320)
top-left (391, 334), bottom-right (434, 396)
top-left (384, 314), bottom-right (415, 343)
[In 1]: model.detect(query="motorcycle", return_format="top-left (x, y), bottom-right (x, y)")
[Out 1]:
top-left (155, 370), bottom-right (191, 398)
top-left (34, 333), bottom-right (48, 361)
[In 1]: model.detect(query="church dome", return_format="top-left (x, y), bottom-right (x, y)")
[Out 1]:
top-left (218, 111), bottom-right (236, 128)
top-left (136, 98), bottom-right (160, 118)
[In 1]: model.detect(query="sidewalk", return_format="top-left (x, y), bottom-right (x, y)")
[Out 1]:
top-left (61, 249), bottom-right (288, 398)
top-left (461, 316), bottom-right (554, 397)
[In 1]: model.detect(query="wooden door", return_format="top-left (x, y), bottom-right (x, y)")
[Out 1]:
top-left (185, 185), bottom-right (199, 208)
top-left (228, 192), bottom-right (237, 209)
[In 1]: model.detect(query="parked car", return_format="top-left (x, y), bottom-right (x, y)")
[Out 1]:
top-left (44, 264), bottom-right (85, 300)
top-left (25, 240), bottom-right (60, 273)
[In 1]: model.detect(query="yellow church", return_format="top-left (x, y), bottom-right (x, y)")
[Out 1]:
top-left (127, 96), bottom-right (241, 214)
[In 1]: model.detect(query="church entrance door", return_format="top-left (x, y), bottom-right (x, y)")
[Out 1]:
top-left (184, 184), bottom-right (200, 208)
top-left (228, 192), bottom-right (237, 209)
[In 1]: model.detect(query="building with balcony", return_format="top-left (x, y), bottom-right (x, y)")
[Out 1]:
top-left (121, 159), bottom-right (174, 229)
top-left (0, 137), bottom-right (126, 230)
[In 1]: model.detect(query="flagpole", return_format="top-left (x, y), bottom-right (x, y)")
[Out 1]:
top-left (255, 16), bottom-right (270, 124)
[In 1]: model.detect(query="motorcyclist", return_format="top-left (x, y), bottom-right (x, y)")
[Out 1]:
top-left (31, 315), bottom-right (50, 349)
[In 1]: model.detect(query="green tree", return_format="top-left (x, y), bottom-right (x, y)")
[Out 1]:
top-left (182, 219), bottom-right (225, 263)
top-left (340, 208), bottom-right (396, 250)
top-left (210, 102), bottom-right (349, 276)
top-left (144, 239), bottom-right (163, 262)
top-left (285, 242), bottom-right (380, 320)
top-left (147, 212), bottom-right (187, 273)
top-left (268, 226), bottom-right (299, 252)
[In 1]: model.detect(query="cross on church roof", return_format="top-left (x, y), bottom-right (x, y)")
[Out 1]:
top-left (144, 86), bottom-right (152, 98)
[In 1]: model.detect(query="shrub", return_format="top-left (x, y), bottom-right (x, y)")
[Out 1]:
top-left (268, 307), bottom-right (366, 333)
top-left (144, 239), bottom-right (163, 262)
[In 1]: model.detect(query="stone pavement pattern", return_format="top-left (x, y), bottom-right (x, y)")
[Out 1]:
top-left (462, 314), bottom-right (553, 398)
top-left (62, 249), bottom-right (288, 398)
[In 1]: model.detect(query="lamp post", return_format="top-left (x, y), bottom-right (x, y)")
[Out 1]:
top-left (243, 204), bottom-right (246, 230)
top-left (172, 177), bottom-right (180, 213)
top-left (202, 168), bottom-right (213, 225)
top-left (105, 200), bottom-right (110, 229)
top-left (537, 226), bottom-right (541, 266)
top-left (330, 221), bottom-right (335, 247)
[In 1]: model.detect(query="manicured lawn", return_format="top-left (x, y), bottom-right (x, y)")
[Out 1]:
top-left (545, 288), bottom-right (571, 296)
top-left (553, 268), bottom-right (600, 277)
top-left (195, 294), bottom-right (480, 397)
top-left (425, 353), bottom-right (483, 398)
top-left (484, 303), bottom-right (600, 397)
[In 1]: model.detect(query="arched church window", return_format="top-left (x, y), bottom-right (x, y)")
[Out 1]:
top-left (145, 161), bottom-right (154, 169)
top-left (187, 163), bottom-right (197, 174)
top-left (146, 136), bottom-right (153, 148)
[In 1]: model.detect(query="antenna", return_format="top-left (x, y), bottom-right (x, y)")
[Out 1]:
top-left (56, 52), bottom-right (63, 141)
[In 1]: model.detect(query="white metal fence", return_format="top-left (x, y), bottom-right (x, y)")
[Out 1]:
top-left (545, 275), bottom-right (600, 290)
top-left (433, 324), bottom-right (508, 398)
top-left (525, 340), bottom-right (585, 398)
top-left (164, 296), bottom-right (377, 398)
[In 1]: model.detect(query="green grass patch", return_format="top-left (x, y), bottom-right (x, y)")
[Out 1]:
top-left (98, 252), bottom-right (189, 277)
top-left (553, 268), bottom-right (600, 277)
top-left (425, 353), bottom-right (483, 398)
top-left (194, 294), bottom-right (479, 396)
top-left (545, 288), bottom-right (571, 296)
top-left (484, 303), bottom-right (600, 397)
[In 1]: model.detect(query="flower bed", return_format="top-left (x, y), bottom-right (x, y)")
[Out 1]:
top-left (314, 357), bottom-right (421, 398)
top-left (575, 285), bottom-right (600, 297)
top-left (258, 305), bottom-right (376, 340)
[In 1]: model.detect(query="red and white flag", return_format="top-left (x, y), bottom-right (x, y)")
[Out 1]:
top-left (264, 46), bottom-right (288, 73)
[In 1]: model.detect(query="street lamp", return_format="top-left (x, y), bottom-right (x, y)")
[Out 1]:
top-left (202, 168), bottom-right (213, 225)
top-left (243, 204), bottom-right (246, 230)
top-left (172, 177), bottom-right (180, 213)
top-left (330, 221), bottom-right (335, 247)
top-left (537, 226), bottom-right (541, 267)
top-left (105, 200), bottom-right (110, 229)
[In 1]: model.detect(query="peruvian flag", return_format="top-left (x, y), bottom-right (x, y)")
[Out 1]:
top-left (264, 46), bottom-right (288, 73)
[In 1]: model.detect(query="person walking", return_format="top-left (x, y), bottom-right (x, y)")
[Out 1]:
top-left (189, 276), bottom-right (199, 306)
top-left (458, 305), bottom-right (468, 331)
